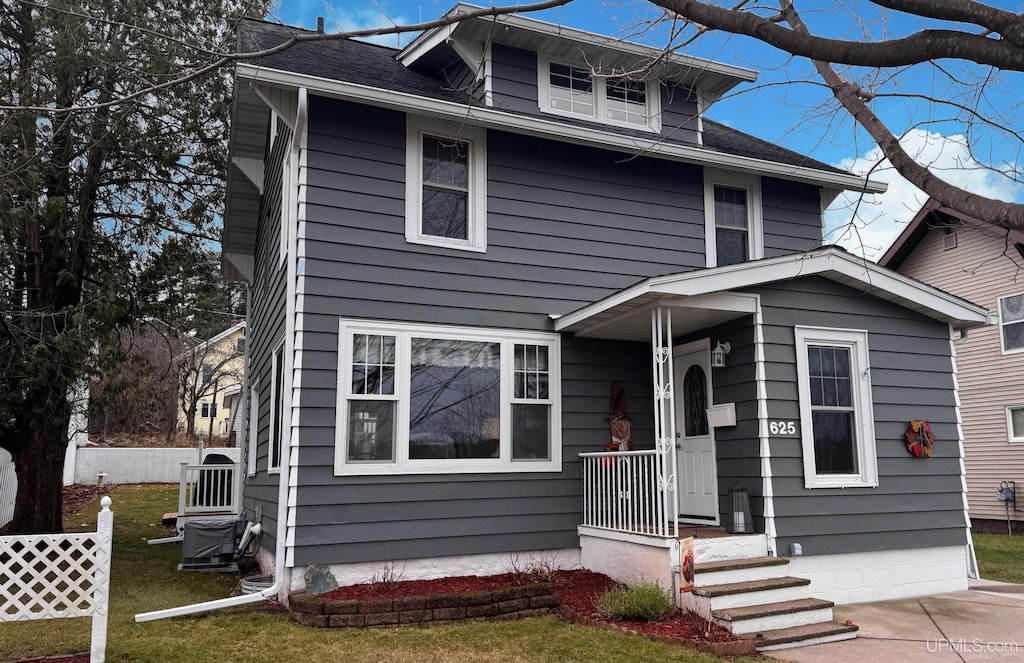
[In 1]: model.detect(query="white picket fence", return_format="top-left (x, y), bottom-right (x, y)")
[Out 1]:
top-left (0, 449), bottom-right (17, 528)
top-left (0, 497), bottom-right (114, 662)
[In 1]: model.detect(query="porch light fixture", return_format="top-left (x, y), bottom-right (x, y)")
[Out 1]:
top-left (711, 341), bottom-right (731, 368)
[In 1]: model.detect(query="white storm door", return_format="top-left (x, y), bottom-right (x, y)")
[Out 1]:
top-left (673, 340), bottom-right (719, 522)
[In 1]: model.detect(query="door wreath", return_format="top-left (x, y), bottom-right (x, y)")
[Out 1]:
top-left (904, 419), bottom-right (935, 458)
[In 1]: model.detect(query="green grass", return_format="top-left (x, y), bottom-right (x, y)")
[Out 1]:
top-left (974, 532), bottom-right (1024, 584)
top-left (0, 485), bottom-right (761, 663)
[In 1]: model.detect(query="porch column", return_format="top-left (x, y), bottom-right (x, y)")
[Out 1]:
top-left (651, 306), bottom-right (679, 538)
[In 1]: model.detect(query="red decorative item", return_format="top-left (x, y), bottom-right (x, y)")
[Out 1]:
top-left (904, 419), bottom-right (935, 458)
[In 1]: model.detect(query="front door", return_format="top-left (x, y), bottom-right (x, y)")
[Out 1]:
top-left (673, 340), bottom-right (718, 523)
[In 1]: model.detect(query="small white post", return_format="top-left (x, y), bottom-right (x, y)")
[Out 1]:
top-left (178, 463), bottom-right (188, 517)
top-left (91, 496), bottom-right (113, 663)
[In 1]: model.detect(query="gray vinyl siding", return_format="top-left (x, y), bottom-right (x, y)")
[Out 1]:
top-left (241, 118), bottom-right (291, 551)
top-left (443, 59), bottom-right (485, 104)
top-left (761, 178), bottom-right (823, 257)
top-left (755, 277), bottom-right (967, 556)
top-left (489, 43), bottom-right (699, 144)
top-left (675, 318), bottom-right (761, 526)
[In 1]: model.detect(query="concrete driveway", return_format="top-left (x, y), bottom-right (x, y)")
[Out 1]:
top-left (770, 580), bottom-right (1024, 662)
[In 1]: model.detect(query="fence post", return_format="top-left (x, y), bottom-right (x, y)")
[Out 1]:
top-left (91, 496), bottom-right (113, 663)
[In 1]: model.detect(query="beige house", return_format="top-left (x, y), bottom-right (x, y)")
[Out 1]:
top-left (177, 321), bottom-right (247, 441)
top-left (880, 199), bottom-right (1023, 531)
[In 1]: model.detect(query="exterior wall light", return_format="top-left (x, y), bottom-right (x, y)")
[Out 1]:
top-left (711, 341), bottom-right (731, 368)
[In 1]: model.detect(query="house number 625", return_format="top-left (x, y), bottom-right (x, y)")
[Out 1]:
top-left (769, 421), bottom-right (797, 435)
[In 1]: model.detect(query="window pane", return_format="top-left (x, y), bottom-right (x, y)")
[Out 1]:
top-left (683, 365), bottom-right (709, 437)
top-left (1011, 408), bottom-right (1024, 438)
top-left (351, 334), bottom-right (396, 395)
top-left (409, 338), bottom-right (501, 459)
top-left (714, 186), bottom-right (747, 228)
top-left (606, 78), bottom-right (647, 125)
top-left (422, 188), bottom-right (468, 239)
top-left (514, 344), bottom-right (550, 402)
top-left (1004, 321), bottom-right (1024, 351)
top-left (422, 136), bottom-right (468, 188)
top-left (811, 411), bottom-right (857, 474)
top-left (549, 63), bottom-right (593, 114)
top-left (513, 404), bottom-right (550, 460)
top-left (1000, 294), bottom-right (1024, 323)
top-left (716, 228), bottom-right (748, 266)
top-left (347, 401), bottom-right (396, 462)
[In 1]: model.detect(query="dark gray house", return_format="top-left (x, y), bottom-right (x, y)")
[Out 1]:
top-left (223, 4), bottom-right (989, 648)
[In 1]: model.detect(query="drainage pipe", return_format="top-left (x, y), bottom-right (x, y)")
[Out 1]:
top-left (136, 87), bottom-right (308, 622)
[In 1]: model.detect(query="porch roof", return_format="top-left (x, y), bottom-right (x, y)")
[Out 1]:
top-left (553, 246), bottom-right (991, 341)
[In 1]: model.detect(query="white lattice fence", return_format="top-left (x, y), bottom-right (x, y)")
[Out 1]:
top-left (0, 497), bottom-right (114, 662)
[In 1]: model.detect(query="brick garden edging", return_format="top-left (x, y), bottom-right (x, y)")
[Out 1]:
top-left (288, 582), bottom-right (558, 628)
top-left (557, 604), bottom-right (758, 657)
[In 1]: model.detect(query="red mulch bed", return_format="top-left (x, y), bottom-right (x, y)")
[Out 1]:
top-left (320, 568), bottom-right (737, 644)
top-left (62, 484), bottom-right (111, 516)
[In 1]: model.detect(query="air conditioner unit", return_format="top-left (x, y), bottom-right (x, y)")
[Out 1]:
top-left (181, 519), bottom-right (239, 570)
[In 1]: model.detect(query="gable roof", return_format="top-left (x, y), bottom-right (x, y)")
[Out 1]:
top-left (878, 198), bottom-right (1024, 270)
top-left (555, 246), bottom-right (989, 340)
top-left (232, 18), bottom-right (883, 193)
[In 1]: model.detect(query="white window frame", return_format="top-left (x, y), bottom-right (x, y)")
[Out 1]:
top-left (703, 168), bottom-right (764, 268)
top-left (200, 402), bottom-right (213, 419)
top-left (536, 55), bottom-right (662, 133)
top-left (794, 326), bottom-right (878, 489)
top-left (997, 293), bottom-right (1024, 355)
top-left (405, 115), bottom-right (488, 253)
top-left (247, 378), bottom-right (259, 477)
top-left (334, 319), bottom-right (562, 476)
top-left (1007, 405), bottom-right (1024, 443)
top-left (269, 341), bottom-right (284, 474)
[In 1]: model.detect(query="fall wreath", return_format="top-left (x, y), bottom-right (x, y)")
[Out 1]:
top-left (904, 419), bottom-right (935, 458)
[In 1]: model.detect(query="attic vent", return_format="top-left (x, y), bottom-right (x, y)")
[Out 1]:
top-left (943, 232), bottom-right (957, 251)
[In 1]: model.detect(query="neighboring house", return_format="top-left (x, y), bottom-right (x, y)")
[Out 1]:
top-left (177, 321), bottom-right (248, 440)
top-left (880, 199), bottom-right (1024, 532)
top-left (222, 5), bottom-right (989, 646)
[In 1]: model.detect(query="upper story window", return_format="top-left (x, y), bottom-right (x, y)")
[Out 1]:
top-left (405, 116), bottom-right (487, 252)
top-left (335, 319), bottom-right (562, 476)
top-left (998, 293), bottom-right (1024, 353)
top-left (537, 56), bottom-right (661, 132)
top-left (1006, 406), bottom-right (1024, 443)
top-left (703, 169), bottom-right (763, 267)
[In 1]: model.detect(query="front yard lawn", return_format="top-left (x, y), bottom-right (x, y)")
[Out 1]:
top-left (0, 485), bottom-right (762, 663)
top-left (974, 532), bottom-right (1024, 584)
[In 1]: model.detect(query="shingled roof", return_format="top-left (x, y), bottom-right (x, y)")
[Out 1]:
top-left (237, 18), bottom-right (846, 177)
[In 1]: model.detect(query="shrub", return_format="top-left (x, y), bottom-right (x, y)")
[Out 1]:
top-left (596, 581), bottom-right (674, 621)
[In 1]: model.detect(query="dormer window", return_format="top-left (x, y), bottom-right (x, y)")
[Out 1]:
top-left (538, 56), bottom-right (661, 132)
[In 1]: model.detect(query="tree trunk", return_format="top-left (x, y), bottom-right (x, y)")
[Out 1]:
top-left (7, 392), bottom-right (70, 534)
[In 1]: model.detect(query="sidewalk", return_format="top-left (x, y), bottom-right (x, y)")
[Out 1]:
top-left (769, 581), bottom-right (1024, 662)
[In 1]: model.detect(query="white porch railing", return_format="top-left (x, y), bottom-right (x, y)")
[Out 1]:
top-left (178, 463), bottom-right (240, 517)
top-left (0, 497), bottom-right (114, 662)
top-left (580, 450), bottom-right (677, 537)
top-left (0, 450), bottom-right (16, 528)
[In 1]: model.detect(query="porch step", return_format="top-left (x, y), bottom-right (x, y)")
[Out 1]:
top-left (754, 621), bottom-right (859, 651)
top-left (695, 556), bottom-right (789, 586)
top-left (693, 576), bottom-right (810, 598)
top-left (712, 598), bottom-right (834, 635)
top-left (692, 576), bottom-right (812, 611)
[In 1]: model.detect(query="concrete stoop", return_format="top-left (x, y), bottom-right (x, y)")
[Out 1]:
top-left (686, 552), bottom-right (858, 650)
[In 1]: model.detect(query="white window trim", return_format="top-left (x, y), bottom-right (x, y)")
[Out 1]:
top-left (703, 168), bottom-right (764, 268)
top-left (247, 378), bottom-right (259, 477)
top-left (405, 115), bottom-right (487, 253)
top-left (269, 341), bottom-right (284, 474)
top-left (536, 55), bottom-right (662, 134)
top-left (997, 293), bottom-right (1024, 355)
top-left (794, 326), bottom-right (878, 489)
top-left (1006, 405), bottom-right (1024, 443)
top-left (334, 319), bottom-right (562, 476)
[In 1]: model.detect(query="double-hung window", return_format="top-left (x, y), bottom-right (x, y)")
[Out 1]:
top-left (704, 169), bottom-right (763, 267)
top-left (538, 57), bottom-right (661, 132)
top-left (336, 320), bottom-right (561, 475)
top-left (998, 293), bottom-right (1024, 353)
top-left (405, 116), bottom-right (487, 252)
top-left (794, 327), bottom-right (878, 489)
top-left (201, 402), bottom-right (217, 418)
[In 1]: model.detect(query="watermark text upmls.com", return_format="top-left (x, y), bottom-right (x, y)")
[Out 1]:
top-left (927, 639), bottom-right (1019, 654)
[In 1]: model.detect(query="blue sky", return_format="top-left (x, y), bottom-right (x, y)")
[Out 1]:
top-left (271, 0), bottom-right (1023, 258)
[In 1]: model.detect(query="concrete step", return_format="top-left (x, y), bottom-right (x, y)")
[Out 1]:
top-left (695, 556), bottom-right (790, 586)
top-left (754, 621), bottom-right (859, 651)
top-left (692, 576), bottom-right (812, 611)
top-left (712, 598), bottom-right (834, 635)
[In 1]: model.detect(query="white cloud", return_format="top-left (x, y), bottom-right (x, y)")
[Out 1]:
top-left (824, 129), bottom-right (1024, 260)
top-left (325, 3), bottom-right (412, 47)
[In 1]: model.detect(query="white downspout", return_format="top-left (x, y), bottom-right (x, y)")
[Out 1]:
top-left (136, 87), bottom-right (308, 622)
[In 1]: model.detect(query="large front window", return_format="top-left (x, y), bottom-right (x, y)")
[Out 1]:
top-left (795, 327), bottom-right (878, 488)
top-left (336, 321), bottom-right (561, 475)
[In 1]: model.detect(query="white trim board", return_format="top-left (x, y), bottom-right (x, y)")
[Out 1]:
top-left (235, 65), bottom-right (886, 195)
